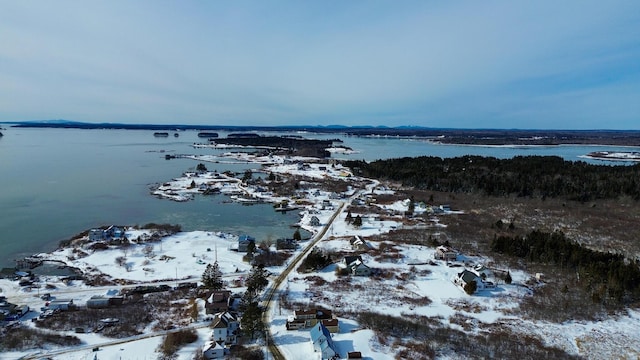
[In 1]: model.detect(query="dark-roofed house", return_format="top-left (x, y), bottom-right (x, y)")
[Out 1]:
top-left (276, 238), bottom-right (297, 250)
top-left (287, 308), bottom-right (335, 330)
top-left (455, 270), bottom-right (485, 293)
top-left (205, 290), bottom-right (232, 314)
top-left (341, 255), bottom-right (362, 268)
top-left (350, 236), bottom-right (371, 251)
top-left (310, 322), bottom-right (338, 360)
top-left (341, 255), bottom-right (371, 276)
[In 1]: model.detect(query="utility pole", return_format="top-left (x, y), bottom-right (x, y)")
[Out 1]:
top-left (265, 330), bottom-right (269, 360)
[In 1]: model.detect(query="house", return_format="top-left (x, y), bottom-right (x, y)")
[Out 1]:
top-left (89, 229), bottom-right (105, 241)
top-left (321, 318), bottom-right (339, 333)
top-left (341, 255), bottom-right (362, 268)
top-left (349, 260), bottom-right (372, 276)
top-left (203, 340), bottom-right (225, 359)
top-left (455, 270), bottom-right (485, 293)
top-left (434, 246), bottom-right (458, 261)
top-left (205, 290), bottom-right (232, 314)
top-left (350, 236), bottom-right (371, 251)
top-left (286, 308), bottom-right (335, 330)
top-left (341, 255), bottom-right (372, 276)
top-left (309, 216), bottom-right (321, 227)
top-left (88, 226), bottom-right (125, 242)
top-left (276, 238), bottom-right (297, 250)
top-left (310, 322), bottom-right (339, 359)
top-left (473, 264), bottom-right (493, 280)
top-left (211, 311), bottom-right (239, 345)
top-left (237, 235), bottom-right (256, 253)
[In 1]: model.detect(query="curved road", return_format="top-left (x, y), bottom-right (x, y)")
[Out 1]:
top-left (262, 200), bottom-right (346, 360)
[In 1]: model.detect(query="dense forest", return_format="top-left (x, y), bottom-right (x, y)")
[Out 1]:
top-left (491, 230), bottom-right (640, 305)
top-left (344, 155), bottom-right (640, 201)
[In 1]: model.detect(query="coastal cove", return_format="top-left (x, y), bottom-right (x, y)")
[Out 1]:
top-left (1, 127), bottom-right (639, 268)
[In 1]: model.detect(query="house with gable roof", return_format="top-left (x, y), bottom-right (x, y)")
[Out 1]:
top-left (310, 322), bottom-right (339, 359)
top-left (455, 270), bottom-right (485, 293)
top-left (341, 255), bottom-right (372, 276)
top-left (237, 235), bottom-right (255, 253)
top-left (309, 216), bottom-right (321, 227)
top-left (202, 340), bottom-right (225, 359)
top-left (434, 245), bottom-right (458, 261)
top-left (286, 308), bottom-right (336, 331)
top-left (205, 290), bottom-right (233, 314)
top-left (211, 311), bottom-right (239, 345)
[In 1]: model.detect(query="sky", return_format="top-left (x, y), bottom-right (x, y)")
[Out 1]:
top-left (1, 1), bottom-right (639, 129)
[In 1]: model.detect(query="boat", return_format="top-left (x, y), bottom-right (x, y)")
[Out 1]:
top-left (153, 132), bottom-right (169, 137)
top-left (198, 132), bottom-right (219, 138)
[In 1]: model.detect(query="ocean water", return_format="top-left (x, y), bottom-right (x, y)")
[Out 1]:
top-left (1, 127), bottom-right (637, 268)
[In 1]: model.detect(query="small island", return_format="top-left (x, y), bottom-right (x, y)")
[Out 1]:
top-left (582, 151), bottom-right (640, 162)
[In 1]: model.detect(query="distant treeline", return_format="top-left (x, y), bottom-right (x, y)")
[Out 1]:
top-left (491, 230), bottom-right (640, 304)
top-left (11, 121), bottom-right (640, 145)
top-left (344, 155), bottom-right (640, 201)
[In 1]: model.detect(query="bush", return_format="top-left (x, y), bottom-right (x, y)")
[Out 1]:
top-left (0, 326), bottom-right (81, 351)
top-left (159, 329), bottom-right (198, 356)
top-left (229, 345), bottom-right (264, 360)
top-left (297, 247), bottom-right (333, 272)
top-left (463, 280), bottom-right (477, 295)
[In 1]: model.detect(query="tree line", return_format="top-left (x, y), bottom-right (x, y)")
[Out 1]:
top-left (491, 230), bottom-right (640, 304)
top-left (344, 155), bottom-right (640, 200)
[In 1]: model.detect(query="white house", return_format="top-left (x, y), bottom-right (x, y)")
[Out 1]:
top-left (203, 340), bottom-right (224, 359)
top-left (211, 311), bottom-right (239, 345)
top-left (455, 270), bottom-right (485, 293)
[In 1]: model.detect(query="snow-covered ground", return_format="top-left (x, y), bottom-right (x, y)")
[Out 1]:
top-left (3, 152), bottom-right (640, 359)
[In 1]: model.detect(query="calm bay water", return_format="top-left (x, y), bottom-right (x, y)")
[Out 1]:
top-left (1, 127), bottom-right (637, 268)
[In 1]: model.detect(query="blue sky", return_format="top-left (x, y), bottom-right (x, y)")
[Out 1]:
top-left (1, 1), bottom-right (639, 129)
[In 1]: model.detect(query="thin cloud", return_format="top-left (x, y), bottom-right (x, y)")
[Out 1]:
top-left (0, 1), bottom-right (638, 129)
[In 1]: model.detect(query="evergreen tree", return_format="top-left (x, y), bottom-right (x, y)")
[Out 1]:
top-left (407, 196), bottom-right (415, 215)
top-left (353, 215), bottom-right (363, 228)
top-left (240, 264), bottom-right (270, 339)
top-left (202, 261), bottom-right (224, 290)
top-left (245, 263), bottom-right (269, 299)
top-left (293, 228), bottom-right (302, 241)
top-left (464, 280), bottom-right (477, 295)
top-left (196, 163), bottom-right (207, 172)
top-left (345, 210), bottom-right (353, 224)
top-left (505, 271), bottom-right (512, 284)
top-left (247, 241), bottom-right (256, 257)
top-left (242, 170), bottom-right (253, 183)
top-left (240, 294), bottom-right (264, 339)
